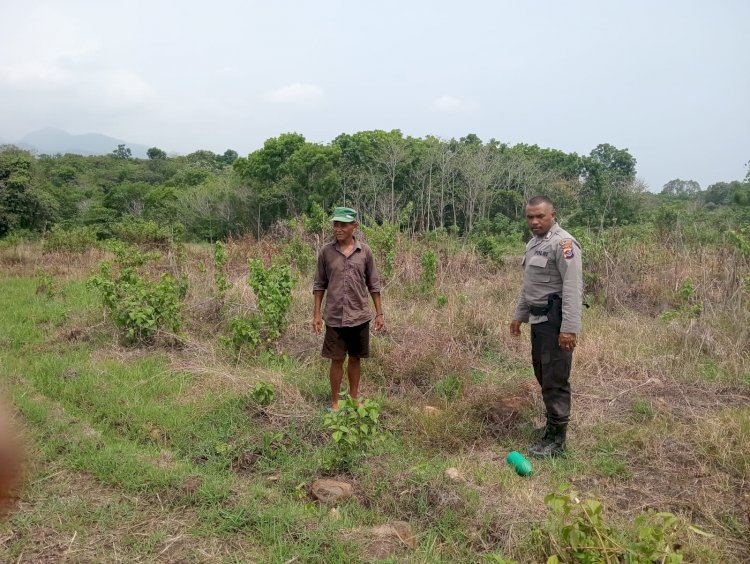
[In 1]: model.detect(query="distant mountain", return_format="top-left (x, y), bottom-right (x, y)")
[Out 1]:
top-left (13, 128), bottom-right (150, 158)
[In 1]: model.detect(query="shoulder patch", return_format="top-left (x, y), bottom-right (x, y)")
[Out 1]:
top-left (560, 239), bottom-right (575, 259)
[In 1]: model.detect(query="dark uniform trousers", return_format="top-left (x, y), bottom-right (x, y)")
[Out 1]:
top-left (530, 300), bottom-right (572, 426)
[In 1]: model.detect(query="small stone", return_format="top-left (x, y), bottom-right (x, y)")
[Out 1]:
top-left (423, 406), bottom-right (441, 416)
top-left (444, 467), bottom-right (465, 483)
top-left (328, 507), bottom-right (341, 520)
top-left (266, 474), bottom-right (280, 482)
top-left (362, 521), bottom-right (416, 559)
top-left (310, 478), bottom-right (353, 504)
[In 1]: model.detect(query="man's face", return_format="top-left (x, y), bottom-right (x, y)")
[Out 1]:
top-left (333, 220), bottom-right (357, 241)
top-left (525, 203), bottom-right (556, 237)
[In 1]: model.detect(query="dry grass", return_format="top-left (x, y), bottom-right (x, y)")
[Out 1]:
top-left (0, 463), bottom-right (260, 563)
top-left (2, 233), bottom-right (749, 561)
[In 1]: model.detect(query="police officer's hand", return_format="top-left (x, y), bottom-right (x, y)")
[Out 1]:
top-left (559, 332), bottom-right (577, 351)
top-left (313, 314), bottom-right (323, 335)
top-left (509, 319), bottom-right (521, 337)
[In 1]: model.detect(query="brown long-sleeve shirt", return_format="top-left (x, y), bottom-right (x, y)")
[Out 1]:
top-left (313, 239), bottom-right (381, 327)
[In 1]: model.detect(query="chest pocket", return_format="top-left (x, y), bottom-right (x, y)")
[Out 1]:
top-left (347, 253), bottom-right (367, 279)
top-left (527, 254), bottom-right (550, 282)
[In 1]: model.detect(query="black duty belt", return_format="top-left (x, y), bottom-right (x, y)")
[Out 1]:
top-left (529, 304), bottom-right (549, 316)
top-left (529, 294), bottom-right (562, 316)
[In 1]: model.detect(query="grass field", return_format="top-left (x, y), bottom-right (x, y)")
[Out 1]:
top-left (0, 236), bottom-right (748, 563)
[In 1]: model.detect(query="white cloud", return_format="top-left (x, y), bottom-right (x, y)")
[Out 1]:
top-left (264, 83), bottom-right (324, 104)
top-left (0, 62), bottom-right (72, 87)
top-left (432, 95), bottom-right (478, 112)
top-left (99, 70), bottom-right (156, 107)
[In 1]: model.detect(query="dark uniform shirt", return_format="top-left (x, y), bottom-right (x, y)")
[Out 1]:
top-left (513, 223), bottom-right (583, 334)
top-left (313, 238), bottom-right (381, 328)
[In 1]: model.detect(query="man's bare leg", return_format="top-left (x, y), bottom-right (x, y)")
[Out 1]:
top-left (347, 356), bottom-right (362, 405)
top-left (329, 358), bottom-right (345, 410)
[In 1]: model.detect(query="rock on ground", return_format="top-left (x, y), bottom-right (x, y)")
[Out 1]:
top-left (310, 478), bottom-right (353, 504)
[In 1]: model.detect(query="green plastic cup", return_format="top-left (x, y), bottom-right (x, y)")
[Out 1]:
top-left (506, 450), bottom-right (533, 477)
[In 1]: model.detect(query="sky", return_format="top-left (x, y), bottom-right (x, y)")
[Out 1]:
top-left (1, 0), bottom-right (748, 191)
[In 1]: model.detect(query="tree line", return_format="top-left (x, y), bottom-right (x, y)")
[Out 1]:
top-left (1, 131), bottom-right (748, 242)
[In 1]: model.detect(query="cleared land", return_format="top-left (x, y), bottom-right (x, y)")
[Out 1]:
top-left (0, 234), bottom-right (748, 563)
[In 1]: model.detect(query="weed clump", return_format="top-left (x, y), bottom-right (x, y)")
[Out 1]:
top-left (42, 225), bottom-right (99, 254)
top-left (540, 486), bottom-right (687, 563)
top-left (322, 395), bottom-right (384, 471)
top-left (88, 242), bottom-right (183, 344)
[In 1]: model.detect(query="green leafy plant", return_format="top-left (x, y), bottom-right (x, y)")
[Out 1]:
top-left (110, 219), bottom-right (180, 250)
top-left (248, 258), bottom-right (294, 340)
top-left (222, 259), bottom-right (294, 352)
top-left (251, 381), bottom-right (276, 406)
top-left (420, 249), bottom-right (437, 293)
top-left (222, 315), bottom-right (261, 350)
top-left (660, 278), bottom-right (703, 321)
top-left (543, 486), bottom-right (685, 563)
top-left (302, 201), bottom-right (330, 234)
top-left (436, 294), bottom-right (448, 308)
top-left (88, 242), bottom-right (183, 344)
top-left (42, 225), bottom-right (98, 254)
top-left (322, 395), bottom-right (384, 470)
top-left (282, 236), bottom-right (315, 274)
top-left (35, 271), bottom-right (56, 299)
top-left (360, 204), bottom-right (411, 279)
top-left (213, 241), bottom-right (231, 299)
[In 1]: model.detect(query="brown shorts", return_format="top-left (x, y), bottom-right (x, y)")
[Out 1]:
top-left (322, 321), bottom-right (370, 359)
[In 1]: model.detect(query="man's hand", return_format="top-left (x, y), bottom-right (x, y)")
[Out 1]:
top-left (313, 314), bottom-right (323, 335)
top-left (509, 319), bottom-right (521, 337)
top-left (373, 313), bottom-right (385, 332)
top-left (559, 332), bottom-right (577, 351)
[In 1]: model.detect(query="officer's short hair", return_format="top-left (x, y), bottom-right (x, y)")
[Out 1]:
top-left (528, 196), bottom-right (554, 209)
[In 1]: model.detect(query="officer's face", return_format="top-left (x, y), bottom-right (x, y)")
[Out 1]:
top-left (526, 203), bottom-right (556, 237)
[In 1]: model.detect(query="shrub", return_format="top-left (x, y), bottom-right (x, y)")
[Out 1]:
top-left (110, 219), bottom-right (179, 249)
top-left (223, 259), bottom-right (294, 352)
top-left (222, 316), bottom-right (261, 350)
top-left (42, 225), bottom-right (98, 254)
top-left (281, 237), bottom-right (315, 274)
top-left (322, 395), bottom-right (384, 471)
top-left (88, 243), bottom-right (183, 344)
top-left (542, 486), bottom-right (686, 563)
top-left (248, 258), bottom-right (294, 341)
top-left (420, 249), bottom-right (437, 293)
top-left (660, 279), bottom-right (703, 321)
top-left (213, 241), bottom-right (231, 299)
top-left (361, 204), bottom-right (411, 279)
top-left (302, 201), bottom-right (330, 234)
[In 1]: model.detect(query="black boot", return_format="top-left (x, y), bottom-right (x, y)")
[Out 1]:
top-left (532, 412), bottom-right (549, 437)
top-left (529, 424), bottom-right (567, 458)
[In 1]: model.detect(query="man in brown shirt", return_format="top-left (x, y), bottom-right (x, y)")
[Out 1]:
top-left (313, 207), bottom-right (384, 410)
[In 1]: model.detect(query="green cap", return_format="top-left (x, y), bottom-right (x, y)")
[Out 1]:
top-left (331, 206), bottom-right (358, 223)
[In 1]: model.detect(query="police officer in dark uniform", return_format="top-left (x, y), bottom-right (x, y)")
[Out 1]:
top-left (510, 196), bottom-right (583, 457)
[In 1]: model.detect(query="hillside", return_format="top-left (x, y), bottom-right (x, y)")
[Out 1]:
top-left (9, 128), bottom-right (150, 158)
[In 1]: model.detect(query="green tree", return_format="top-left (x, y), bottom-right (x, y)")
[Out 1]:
top-left (147, 147), bottom-right (167, 160)
top-left (219, 149), bottom-right (238, 165)
top-left (111, 144), bottom-right (132, 159)
top-left (0, 147), bottom-right (57, 235)
top-left (661, 178), bottom-right (701, 197)
top-left (575, 143), bottom-right (641, 230)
